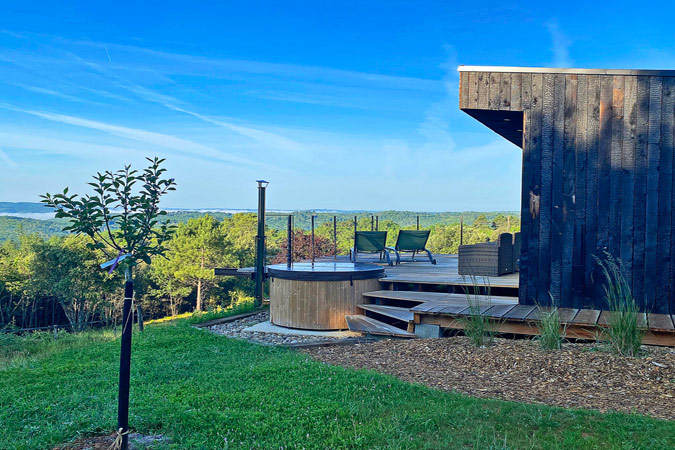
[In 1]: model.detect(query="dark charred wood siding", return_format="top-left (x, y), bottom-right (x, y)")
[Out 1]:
top-left (460, 70), bottom-right (675, 314)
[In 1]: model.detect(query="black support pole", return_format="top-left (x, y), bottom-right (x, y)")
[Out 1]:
top-left (287, 214), bottom-right (292, 267)
top-left (460, 215), bottom-right (464, 246)
top-left (254, 180), bottom-right (268, 307)
top-left (375, 216), bottom-right (379, 231)
top-left (311, 215), bottom-right (316, 263)
top-left (333, 215), bottom-right (337, 259)
top-left (417, 215), bottom-right (420, 230)
top-left (354, 215), bottom-right (357, 232)
top-left (371, 215), bottom-right (374, 231)
top-left (117, 276), bottom-right (133, 450)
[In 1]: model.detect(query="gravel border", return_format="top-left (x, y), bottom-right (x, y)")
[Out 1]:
top-left (208, 310), bottom-right (361, 346)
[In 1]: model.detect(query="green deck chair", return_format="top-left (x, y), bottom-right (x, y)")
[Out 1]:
top-left (349, 231), bottom-right (392, 266)
top-left (387, 230), bottom-right (436, 265)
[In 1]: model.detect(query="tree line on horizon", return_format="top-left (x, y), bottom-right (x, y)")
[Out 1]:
top-left (0, 212), bottom-right (519, 331)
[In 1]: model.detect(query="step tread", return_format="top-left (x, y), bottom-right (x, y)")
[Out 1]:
top-left (357, 304), bottom-right (414, 322)
top-left (345, 314), bottom-right (415, 337)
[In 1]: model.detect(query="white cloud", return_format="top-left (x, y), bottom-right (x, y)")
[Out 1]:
top-left (546, 20), bottom-right (573, 67)
top-left (0, 103), bottom-right (260, 167)
top-left (0, 148), bottom-right (17, 168)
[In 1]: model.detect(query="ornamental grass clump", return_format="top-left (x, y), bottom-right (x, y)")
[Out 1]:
top-left (461, 275), bottom-right (497, 347)
top-left (597, 255), bottom-right (644, 357)
top-left (536, 294), bottom-right (565, 350)
top-left (537, 307), bottom-right (563, 350)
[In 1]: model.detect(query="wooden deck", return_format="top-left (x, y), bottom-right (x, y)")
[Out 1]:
top-left (357, 289), bottom-right (675, 346)
top-left (317, 254), bottom-right (519, 290)
top-left (313, 254), bottom-right (675, 346)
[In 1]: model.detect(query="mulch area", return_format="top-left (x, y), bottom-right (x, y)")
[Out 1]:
top-left (303, 337), bottom-right (675, 420)
top-left (54, 432), bottom-right (165, 449)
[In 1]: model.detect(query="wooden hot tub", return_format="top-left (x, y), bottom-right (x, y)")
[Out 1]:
top-left (268, 262), bottom-right (384, 330)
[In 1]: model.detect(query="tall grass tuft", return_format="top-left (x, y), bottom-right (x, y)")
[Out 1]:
top-left (537, 308), bottom-right (563, 350)
top-left (536, 294), bottom-right (565, 350)
top-left (461, 275), bottom-right (496, 347)
top-left (596, 254), bottom-right (644, 357)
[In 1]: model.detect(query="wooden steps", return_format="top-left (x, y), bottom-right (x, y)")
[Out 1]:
top-left (357, 304), bottom-right (414, 322)
top-left (345, 314), bottom-right (415, 338)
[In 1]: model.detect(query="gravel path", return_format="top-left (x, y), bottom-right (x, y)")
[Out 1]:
top-left (303, 337), bottom-right (675, 420)
top-left (208, 311), bottom-right (352, 346)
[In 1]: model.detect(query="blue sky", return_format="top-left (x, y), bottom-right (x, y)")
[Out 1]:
top-left (1, 2), bottom-right (675, 211)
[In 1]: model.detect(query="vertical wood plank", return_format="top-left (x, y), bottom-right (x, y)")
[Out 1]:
top-left (500, 73), bottom-right (511, 110)
top-left (489, 72), bottom-right (501, 110)
top-left (658, 77), bottom-right (674, 314)
top-left (597, 77), bottom-right (613, 255)
top-left (477, 72), bottom-right (489, 109)
top-left (670, 76), bottom-right (675, 315)
top-left (519, 73), bottom-right (533, 305)
top-left (511, 73), bottom-right (522, 110)
top-left (561, 74), bottom-right (578, 307)
top-left (460, 71), bottom-right (469, 109)
top-left (528, 73), bottom-right (543, 304)
top-left (468, 72), bottom-right (478, 109)
top-left (645, 76), bottom-right (662, 311)
top-left (621, 76), bottom-right (637, 289)
top-left (633, 76), bottom-right (650, 306)
top-left (595, 76), bottom-right (614, 306)
top-left (550, 74), bottom-right (565, 306)
top-left (538, 73), bottom-right (555, 305)
top-left (573, 74), bottom-right (589, 308)
top-left (585, 75), bottom-right (601, 303)
top-left (609, 77), bottom-right (625, 259)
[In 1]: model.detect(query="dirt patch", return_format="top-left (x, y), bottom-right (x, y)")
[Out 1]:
top-left (54, 432), bottom-right (165, 449)
top-left (303, 337), bottom-right (675, 420)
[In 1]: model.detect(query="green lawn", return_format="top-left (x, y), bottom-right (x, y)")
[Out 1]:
top-left (1, 314), bottom-right (673, 449)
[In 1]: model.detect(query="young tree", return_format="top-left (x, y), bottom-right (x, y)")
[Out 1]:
top-left (41, 157), bottom-right (176, 450)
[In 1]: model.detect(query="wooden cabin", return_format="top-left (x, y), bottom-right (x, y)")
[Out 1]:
top-left (459, 66), bottom-right (675, 315)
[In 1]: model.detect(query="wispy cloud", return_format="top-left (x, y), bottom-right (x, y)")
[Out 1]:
top-left (166, 105), bottom-right (304, 153)
top-left (546, 20), bottom-right (573, 67)
top-left (40, 33), bottom-right (443, 92)
top-left (0, 103), bottom-right (260, 167)
top-left (0, 148), bottom-right (18, 168)
top-left (5, 81), bottom-right (101, 104)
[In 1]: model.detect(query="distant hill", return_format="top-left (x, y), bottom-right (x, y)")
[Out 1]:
top-left (0, 202), bottom-right (518, 241)
top-left (0, 216), bottom-right (69, 241)
top-left (0, 202), bottom-right (48, 214)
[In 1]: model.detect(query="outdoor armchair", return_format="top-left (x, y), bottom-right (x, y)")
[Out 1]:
top-left (387, 229), bottom-right (436, 265)
top-left (349, 231), bottom-right (392, 266)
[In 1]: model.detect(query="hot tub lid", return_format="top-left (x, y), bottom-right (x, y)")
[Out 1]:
top-left (267, 262), bottom-right (385, 281)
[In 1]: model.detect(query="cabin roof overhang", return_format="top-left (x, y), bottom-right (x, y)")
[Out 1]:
top-left (458, 65), bottom-right (675, 149)
top-left (458, 65), bottom-right (675, 77)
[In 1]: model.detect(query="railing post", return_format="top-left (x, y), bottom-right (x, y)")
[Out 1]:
top-left (287, 214), bottom-right (293, 266)
top-left (333, 215), bottom-right (337, 258)
top-left (375, 216), bottom-right (379, 231)
top-left (311, 215), bottom-right (316, 263)
top-left (371, 215), bottom-right (374, 231)
top-left (417, 215), bottom-right (420, 230)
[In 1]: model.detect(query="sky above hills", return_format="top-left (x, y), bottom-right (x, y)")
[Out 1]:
top-left (1, 1), bottom-right (674, 211)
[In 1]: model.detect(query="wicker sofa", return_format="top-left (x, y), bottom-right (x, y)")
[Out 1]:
top-left (458, 232), bottom-right (520, 277)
